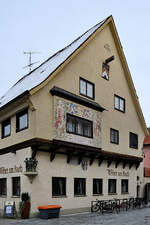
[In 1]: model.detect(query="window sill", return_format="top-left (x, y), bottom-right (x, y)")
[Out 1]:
top-left (129, 147), bottom-right (138, 150)
top-left (52, 195), bottom-right (67, 198)
top-left (93, 194), bottom-right (103, 196)
top-left (0, 195), bottom-right (7, 198)
top-left (11, 196), bottom-right (20, 198)
top-left (108, 193), bottom-right (118, 195)
top-left (121, 192), bottom-right (129, 195)
top-left (2, 134), bottom-right (11, 139)
top-left (114, 108), bottom-right (125, 113)
top-left (110, 141), bottom-right (119, 145)
top-left (16, 127), bottom-right (28, 133)
top-left (74, 195), bottom-right (87, 197)
top-left (66, 131), bottom-right (93, 139)
top-left (80, 93), bottom-right (95, 101)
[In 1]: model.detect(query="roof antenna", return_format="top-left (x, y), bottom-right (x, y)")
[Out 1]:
top-left (23, 51), bottom-right (41, 72)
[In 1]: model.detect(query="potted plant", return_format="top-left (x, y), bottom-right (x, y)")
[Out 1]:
top-left (19, 192), bottom-right (31, 219)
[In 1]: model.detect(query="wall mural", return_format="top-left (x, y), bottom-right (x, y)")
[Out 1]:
top-left (54, 96), bottom-right (101, 148)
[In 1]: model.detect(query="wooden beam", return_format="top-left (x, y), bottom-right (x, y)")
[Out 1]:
top-left (31, 146), bottom-right (37, 159)
top-left (115, 160), bottom-right (120, 168)
top-left (89, 158), bottom-right (94, 166)
top-left (11, 149), bottom-right (16, 154)
top-left (78, 156), bottom-right (83, 165)
top-left (136, 162), bottom-right (140, 170)
top-left (98, 158), bottom-right (103, 167)
top-left (67, 155), bottom-right (72, 164)
top-left (107, 159), bottom-right (113, 168)
top-left (123, 161), bottom-right (127, 169)
top-left (50, 152), bottom-right (56, 162)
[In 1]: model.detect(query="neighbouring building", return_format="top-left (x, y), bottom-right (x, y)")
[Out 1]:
top-left (143, 128), bottom-right (150, 201)
top-left (0, 16), bottom-right (148, 216)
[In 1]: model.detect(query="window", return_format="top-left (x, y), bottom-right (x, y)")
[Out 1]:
top-left (52, 177), bottom-right (66, 196)
top-left (2, 118), bottom-right (11, 138)
top-left (114, 95), bottom-right (125, 112)
top-left (121, 179), bottom-right (128, 193)
top-left (80, 78), bottom-right (94, 99)
top-left (0, 178), bottom-right (7, 196)
top-left (129, 132), bottom-right (138, 149)
top-left (110, 128), bottom-right (119, 144)
top-left (12, 177), bottom-right (20, 196)
top-left (16, 109), bottom-right (28, 132)
top-left (108, 179), bottom-right (116, 194)
top-left (66, 114), bottom-right (93, 138)
top-left (74, 178), bottom-right (86, 196)
top-left (93, 179), bottom-right (103, 195)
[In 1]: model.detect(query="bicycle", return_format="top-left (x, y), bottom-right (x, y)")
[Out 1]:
top-left (91, 199), bottom-right (101, 212)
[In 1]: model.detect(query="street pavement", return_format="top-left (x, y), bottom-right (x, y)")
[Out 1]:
top-left (0, 207), bottom-right (150, 225)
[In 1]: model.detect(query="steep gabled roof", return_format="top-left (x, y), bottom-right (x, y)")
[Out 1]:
top-left (0, 16), bottom-right (109, 109)
top-left (0, 15), bottom-right (148, 136)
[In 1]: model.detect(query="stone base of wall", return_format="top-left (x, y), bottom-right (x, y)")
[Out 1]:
top-left (29, 207), bottom-right (90, 218)
top-left (61, 207), bottom-right (90, 215)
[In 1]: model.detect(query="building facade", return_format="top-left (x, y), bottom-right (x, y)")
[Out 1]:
top-left (0, 16), bottom-right (148, 216)
top-left (143, 128), bottom-right (150, 200)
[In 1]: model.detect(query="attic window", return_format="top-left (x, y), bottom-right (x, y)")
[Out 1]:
top-left (101, 56), bottom-right (114, 80)
top-left (102, 63), bottom-right (109, 80)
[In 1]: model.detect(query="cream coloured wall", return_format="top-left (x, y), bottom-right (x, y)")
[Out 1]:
top-left (29, 24), bottom-right (145, 158)
top-left (0, 23), bottom-right (145, 156)
top-left (0, 148), bottom-right (143, 215)
top-left (27, 151), bottom-right (138, 214)
top-left (0, 105), bottom-right (36, 149)
top-left (0, 148), bottom-right (31, 214)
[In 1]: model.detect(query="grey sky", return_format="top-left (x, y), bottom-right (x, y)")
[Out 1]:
top-left (0, 0), bottom-right (150, 127)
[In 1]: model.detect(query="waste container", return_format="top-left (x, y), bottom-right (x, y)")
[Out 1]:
top-left (38, 205), bottom-right (62, 219)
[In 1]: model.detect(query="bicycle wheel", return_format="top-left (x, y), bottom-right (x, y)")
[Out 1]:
top-left (91, 203), bottom-right (100, 212)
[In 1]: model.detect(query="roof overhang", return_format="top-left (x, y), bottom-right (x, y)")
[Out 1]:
top-left (0, 91), bottom-right (30, 118)
top-left (0, 138), bottom-right (142, 169)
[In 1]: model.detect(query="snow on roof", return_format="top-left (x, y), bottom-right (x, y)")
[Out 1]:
top-left (0, 17), bottom-right (108, 109)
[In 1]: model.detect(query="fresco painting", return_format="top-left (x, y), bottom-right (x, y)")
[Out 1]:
top-left (54, 96), bottom-right (101, 148)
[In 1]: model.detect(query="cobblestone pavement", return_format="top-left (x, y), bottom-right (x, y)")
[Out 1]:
top-left (1, 208), bottom-right (150, 225)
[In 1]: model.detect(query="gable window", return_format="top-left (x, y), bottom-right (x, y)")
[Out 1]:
top-left (93, 179), bottom-right (103, 195)
top-left (121, 179), bottom-right (128, 194)
top-left (80, 78), bottom-right (94, 99)
top-left (129, 132), bottom-right (138, 149)
top-left (2, 118), bottom-right (11, 138)
top-left (114, 95), bottom-right (125, 112)
top-left (12, 177), bottom-right (20, 196)
top-left (0, 178), bottom-right (7, 196)
top-left (74, 178), bottom-right (86, 196)
top-left (52, 177), bottom-right (66, 197)
top-left (66, 114), bottom-right (93, 138)
top-left (110, 128), bottom-right (119, 144)
top-left (16, 109), bottom-right (28, 132)
top-left (108, 179), bottom-right (116, 194)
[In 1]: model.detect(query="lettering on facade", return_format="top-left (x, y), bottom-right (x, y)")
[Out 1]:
top-left (107, 169), bottom-right (129, 177)
top-left (0, 166), bottom-right (23, 174)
